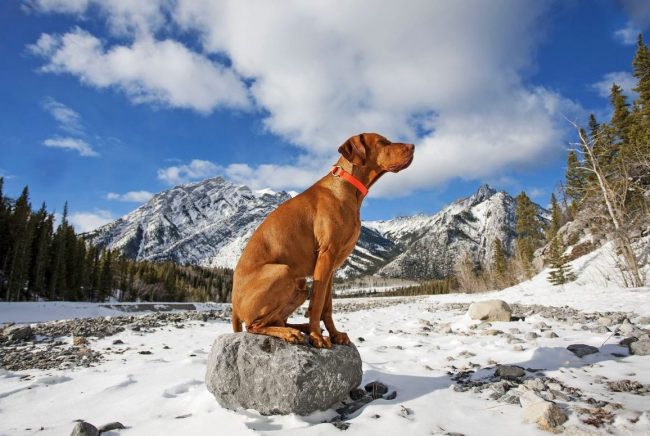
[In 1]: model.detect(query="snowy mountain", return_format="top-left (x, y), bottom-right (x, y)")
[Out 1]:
top-left (365, 184), bottom-right (548, 279)
top-left (87, 177), bottom-right (291, 268)
top-left (87, 179), bottom-right (545, 280)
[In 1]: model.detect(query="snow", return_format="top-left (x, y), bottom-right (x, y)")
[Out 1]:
top-left (428, 241), bottom-right (650, 317)
top-left (1, 243), bottom-right (649, 435)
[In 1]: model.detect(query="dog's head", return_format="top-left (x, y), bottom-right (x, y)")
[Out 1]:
top-left (338, 133), bottom-right (414, 173)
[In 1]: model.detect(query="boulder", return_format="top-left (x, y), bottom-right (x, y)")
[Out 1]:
top-left (567, 344), bottom-right (599, 358)
top-left (522, 401), bottom-right (567, 432)
top-left (3, 324), bottom-right (34, 342)
top-left (205, 333), bottom-right (362, 415)
top-left (467, 300), bottom-right (512, 322)
top-left (520, 391), bottom-right (567, 431)
top-left (70, 421), bottom-right (99, 436)
top-left (629, 339), bottom-right (650, 356)
top-left (495, 365), bottom-right (525, 379)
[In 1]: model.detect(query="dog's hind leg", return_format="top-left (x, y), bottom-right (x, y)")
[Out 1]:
top-left (239, 264), bottom-right (309, 344)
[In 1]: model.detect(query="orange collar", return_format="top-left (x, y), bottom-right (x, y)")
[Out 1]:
top-left (331, 165), bottom-right (368, 196)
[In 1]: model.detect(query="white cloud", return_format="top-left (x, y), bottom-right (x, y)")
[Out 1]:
top-left (106, 190), bottom-right (154, 202)
top-left (172, 1), bottom-right (582, 196)
top-left (157, 159), bottom-right (221, 185)
top-left (29, 28), bottom-right (250, 113)
top-left (592, 71), bottom-right (638, 99)
top-left (30, 1), bottom-right (586, 197)
top-left (28, 0), bottom-right (89, 14)
top-left (42, 97), bottom-right (83, 134)
top-left (614, 23), bottom-right (641, 45)
top-left (28, 0), bottom-right (169, 37)
top-left (43, 137), bottom-right (99, 157)
top-left (224, 162), bottom-right (327, 192)
top-left (69, 209), bottom-right (114, 233)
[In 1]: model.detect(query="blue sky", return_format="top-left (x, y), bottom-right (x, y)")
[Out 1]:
top-left (0, 1), bottom-right (647, 231)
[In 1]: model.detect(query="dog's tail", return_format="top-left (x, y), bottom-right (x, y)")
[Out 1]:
top-left (232, 310), bottom-right (243, 332)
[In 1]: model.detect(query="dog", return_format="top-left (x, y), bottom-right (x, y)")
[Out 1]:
top-left (231, 133), bottom-right (414, 348)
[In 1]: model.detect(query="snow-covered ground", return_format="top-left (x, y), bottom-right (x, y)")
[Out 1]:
top-left (1, 243), bottom-right (649, 435)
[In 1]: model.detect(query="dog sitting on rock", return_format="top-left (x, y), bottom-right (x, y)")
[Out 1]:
top-left (231, 133), bottom-right (414, 348)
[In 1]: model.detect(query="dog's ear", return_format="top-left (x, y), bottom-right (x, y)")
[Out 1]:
top-left (338, 134), bottom-right (367, 166)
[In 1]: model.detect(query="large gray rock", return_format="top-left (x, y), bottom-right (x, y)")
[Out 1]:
top-left (467, 300), bottom-right (512, 322)
top-left (205, 333), bottom-right (362, 415)
top-left (3, 324), bottom-right (33, 342)
top-left (629, 339), bottom-right (650, 356)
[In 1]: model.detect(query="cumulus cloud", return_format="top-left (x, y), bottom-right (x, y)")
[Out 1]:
top-left (43, 137), bottom-right (99, 157)
top-left (29, 28), bottom-right (250, 113)
top-left (106, 190), bottom-right (154, 202)
top-left (172, 1), bottom-right (582, 196)
top-left (30, 1), bottom-right (585, 196)
top-left (157, 159), bottom-right (221, 185)
top-left (592, 71), bottom-right (638, 98)
top-left (69, 209), bottom-right (114, 232)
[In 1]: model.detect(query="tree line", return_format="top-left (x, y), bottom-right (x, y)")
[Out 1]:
top-left (0, 183), bottom-right (233, 302)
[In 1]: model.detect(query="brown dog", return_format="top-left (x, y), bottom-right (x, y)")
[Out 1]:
top-left (231, 133), bottom-right (414, 348)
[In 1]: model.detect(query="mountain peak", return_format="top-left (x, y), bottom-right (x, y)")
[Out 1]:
top-left (473, 183), bottom-right (497, 199)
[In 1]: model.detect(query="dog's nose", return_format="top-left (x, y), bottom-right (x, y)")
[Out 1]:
top-left (406, 143), bottom-right (415, 152)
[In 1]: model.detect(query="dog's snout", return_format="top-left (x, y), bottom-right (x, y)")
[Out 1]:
top-left (406, 143), bottom-right (415, 153)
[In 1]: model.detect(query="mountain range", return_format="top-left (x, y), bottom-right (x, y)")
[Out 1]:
top-left (86, 177), bottom-right (547, 280)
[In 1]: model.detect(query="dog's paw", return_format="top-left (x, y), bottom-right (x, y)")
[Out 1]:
top-left (309, 332), bottom-right (332, 349)
top-left (285, 330), bottom-right (305, 344)
top-left (331, 331), bottom-right (351, 345)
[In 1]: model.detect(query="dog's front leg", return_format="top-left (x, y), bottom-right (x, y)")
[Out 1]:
top-left (309, 249), bottom-right (335, 348)
top-left (322, 278), bottom-right (351, 345)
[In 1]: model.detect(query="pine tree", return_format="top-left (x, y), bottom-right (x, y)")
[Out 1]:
top-left (609, 83), bottom-right (630, 142)
top-left (546, 236), bottom-right (576, 286)
top-left (632, 34), bottom-right (650, 110)
top-left (30, 204), bottom-right (53, 296)
top-left (492, 238), bottom-right (506, 286)
top-left (6, 187), bottom-right (33, 300)
top-left (565, 150), bottom-right (586, 206)
top-left (515, 191), bottom-right (545, 274)
top-left (546, 193), bottom-right (563, 240)
top-left (0, 177), bottom-right (8, 275)
top-left (50, 202), bottom-right (70, 297)
top-left (99, 248), bottom-right (113, 300)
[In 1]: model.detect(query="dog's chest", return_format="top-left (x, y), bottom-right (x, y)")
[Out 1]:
top-left (333, 223), bottom-right (361, 266)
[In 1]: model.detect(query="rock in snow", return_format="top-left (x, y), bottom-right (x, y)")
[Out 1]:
top-left (629, 339), bottom-right (650, 356)
top-left (494, 365), bottom-right (525, 379)
top-left (2, 324), bottom-right (34, 342)
top-left (566, 344), bottom-right (599, 358)
top-left (522, 400), bottom-right (567, 432)
top-left (467, 299), bottom-right (512, 322)
top-left (70, 421), bottom-right (99, 436)
top-left (205, 333), bottom-right (362, 415)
